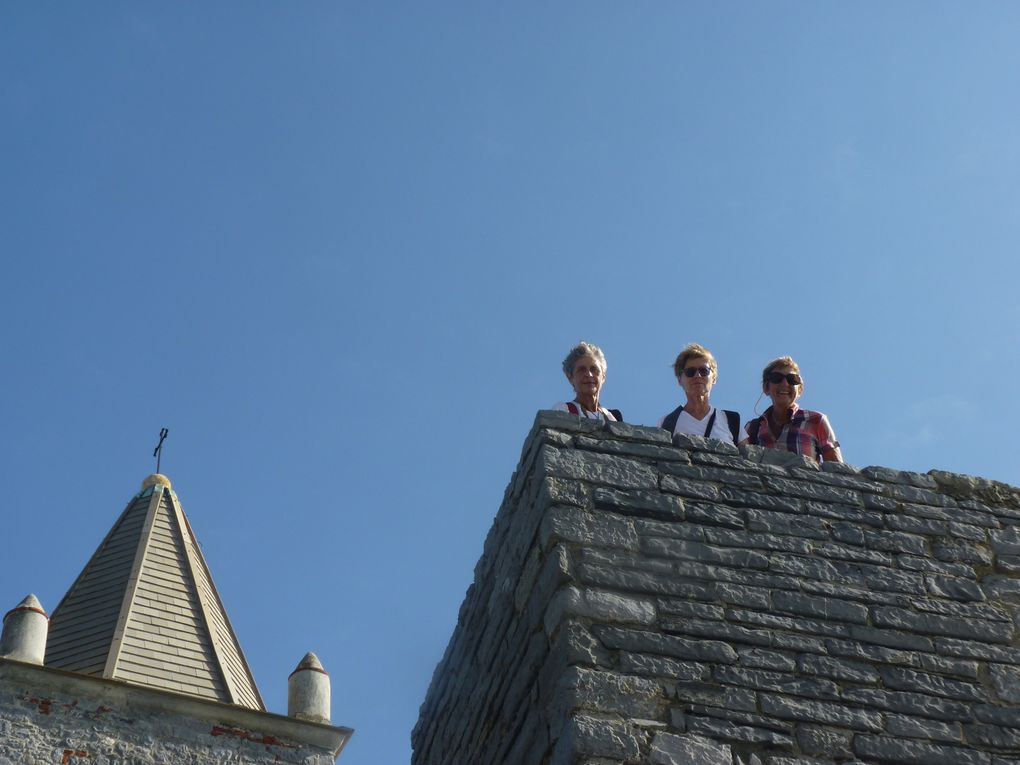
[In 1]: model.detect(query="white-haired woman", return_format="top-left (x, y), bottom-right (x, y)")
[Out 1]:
top-left (551, 341), bottom-right (622, 422)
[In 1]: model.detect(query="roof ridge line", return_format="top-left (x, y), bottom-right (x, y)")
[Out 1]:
top-left (102, 487), bottom-right (164, 679)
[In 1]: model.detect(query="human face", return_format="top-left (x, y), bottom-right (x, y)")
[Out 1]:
top-left (569, 354), bottom-right (604, 400)
top-left (679, 356), bottom-right (714, 400)
top-left (765, 364), bottom-right (801, 410)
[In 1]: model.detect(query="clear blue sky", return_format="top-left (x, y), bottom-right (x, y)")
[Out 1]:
top-left (3, 5), bottom-right (1019, 764)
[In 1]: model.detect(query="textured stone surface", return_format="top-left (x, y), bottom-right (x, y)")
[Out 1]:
top-left (412, 414), bottom-right (1020, 765)
top-left (0, 660), bottom-right (345, 765)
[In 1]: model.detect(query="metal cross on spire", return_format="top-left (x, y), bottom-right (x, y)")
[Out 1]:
top-left (153, 427), bottom-right (169, 474)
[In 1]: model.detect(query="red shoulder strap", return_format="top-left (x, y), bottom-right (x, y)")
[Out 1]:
top-left (566, 402), bottom-right (579, 415)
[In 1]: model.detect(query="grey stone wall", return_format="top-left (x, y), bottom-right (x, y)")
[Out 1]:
top-left (412, 411), bottom-right (1020, 765)
top-left (0, 659), bottom-right (348, 765)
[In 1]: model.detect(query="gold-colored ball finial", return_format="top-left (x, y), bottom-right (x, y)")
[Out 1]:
top-left (141, 474), bottom-right (172, 490)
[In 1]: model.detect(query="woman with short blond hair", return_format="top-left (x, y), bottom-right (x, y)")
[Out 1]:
top-left (659, 343), bottom-right (740, 442)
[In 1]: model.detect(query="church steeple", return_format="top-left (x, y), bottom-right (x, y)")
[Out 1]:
top-left (44, 474), bottom-right (264, 710)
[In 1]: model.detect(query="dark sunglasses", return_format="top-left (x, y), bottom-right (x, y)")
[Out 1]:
top-left (766, 371), bottom-right (802, 385)
top-left (683, 366), bottom-right (712, 378)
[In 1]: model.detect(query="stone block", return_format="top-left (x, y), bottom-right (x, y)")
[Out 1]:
top-left (840, 688), bottom-right (974, 722)
top-left (727, 608), bottom-right (849, 641)
top-left (656, 598), bottom-right (725, 620)
top-left (872, 605), bottom-right (1014, 644)
top-left (863, 529), bottom-right (927, 555)
top-left (934, 541), bottom-right (993, 566)
top-left (738, 648), bottom-right (796, 673)
top-left (686, 503), bottom-right (746, 529)
top-left (877, 666), bottom-right (984, 701)
top-left (925, 575), bottom-right (984, 602)
top-left (761, 450), bottom-right (817, 470)
top-left (660, 475), bottom-right (721, 502)
top-left (551, 715), bottom-right (643, 765)
top-left (712, 665), bottom-right (840, 700)
top-left (544, 587), bottom-right (656, 634)
top-left (670, 433), bottom-right (739, 456)
top-left (534, 410), bottom-right (607, 434)
top-left (982, 576), bottom-right (1020, 603)
top-left (853, 735), bottom-right (990, 765)
top-left (918, 653), bottom-right (979, 679)
top-left (578, 562), bottom-right (691, 599)
top-left (660, 461), bottom-right (763, 490)
top-left (758, 694), bottom-right (884, 731)
top-left (812, 542), bottom-right (892, 566)
top-left (540, 505), bottom-right (640, 552)
top-left (604, 421), bottom-right (673, 443)
top-left (554, 667), bottom-right (665, 720)
top-left (713, 583), bottom-right (771, 610)
top-left (990, 526), bottom-right (1020, 555)
top-left (720, 487), bottom-right (802, 513)
top-left (764, 476), bottom-right (859, 504)
top-left (745, 510), bottom-right (827, 541)
top-left (642, 537), bottom-right (768, 569)
top-left (648, 732), bottom-right (731, 765)
top-left (593, 626), bottom-right (739, 664)
top-left (576, 435), bottom-right (686, 463)
top-left (795, 726), bottom-right (853, 758)
top-left (661, 618), bottom-right (773, 648)
top-left (790, 468), bottom-right (883, 492)
top-left (797, 654), bottom-right (880, 684)
top-left (898, 554), bottom-right (976, 579)
top-left (966, 723), bottom-right (1020, 749)
top-left (886, 713), bottom-right (963, 742)
top-left (593, 487), bottom-right (685, 521)
top-left (685, 715), bottom-right (793, 746)
top-left (619, 653), bottom-right (709, 682)
top-left (772, 591), bottom-right (869, 624)
top-left (674, 682), bottom-right (757, 712)
top-left (539, 444), bottom-right (658, 491)
top-left (989, 664), bottom-right (1020, 704)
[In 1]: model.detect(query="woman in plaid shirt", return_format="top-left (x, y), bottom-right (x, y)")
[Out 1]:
top-left (740, 356), bottom-right (843, 463)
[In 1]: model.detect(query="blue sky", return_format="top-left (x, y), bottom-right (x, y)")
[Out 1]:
top-left (3, 5), bottom-right (1019, 764)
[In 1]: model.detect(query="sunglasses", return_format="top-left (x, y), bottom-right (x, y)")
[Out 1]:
top-left (683, 366), bottom-right (712, 378)
top-left (766, 371), bottom-right (802, 385)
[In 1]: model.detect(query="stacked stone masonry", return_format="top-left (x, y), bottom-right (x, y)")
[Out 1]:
top-left (412, 411), bottom-right (1020, 765)
top-left (0, 658), bottom-right (344, 764)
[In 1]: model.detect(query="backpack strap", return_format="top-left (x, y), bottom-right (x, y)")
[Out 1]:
top-left (660, 405), bottom-right (685, 434)
top-left (702, 409), bottom-right (718, 439)
top-left (566, 402), bottom-right (579, 415)
top-left (722, 410), bottom-right (741, 443)
top-left (747, 417), bottom-right (762, 445)
top-left (608, 409), bottom-right (623, 423)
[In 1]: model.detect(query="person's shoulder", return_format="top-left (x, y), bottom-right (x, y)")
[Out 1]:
top-left (550, 402), bottom-right (571, 412)
top-left (798, 409), bottom-right (830, 423)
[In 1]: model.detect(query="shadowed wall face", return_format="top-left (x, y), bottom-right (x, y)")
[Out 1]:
top-left (413, 411), bottom-right (1020, 765)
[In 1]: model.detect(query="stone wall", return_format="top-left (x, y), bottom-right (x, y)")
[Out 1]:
top-left (0, 658), bottom-right (348, 765)
top-left (412, 411), bottom-right (1020, 765)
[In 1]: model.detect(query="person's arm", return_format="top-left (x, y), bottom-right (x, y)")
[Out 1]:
top-left (738, 417), bottom-right (757, 447)
top-left (820, 444), bottom-right (843, 463)
top-left (816, 414), bottom-right (843, 463)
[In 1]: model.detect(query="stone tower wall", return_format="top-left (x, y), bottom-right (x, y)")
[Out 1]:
top-left (413, 411), bottom-right (1020, 765)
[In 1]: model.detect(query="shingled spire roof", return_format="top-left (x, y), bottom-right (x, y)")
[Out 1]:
top-left (44, 474), bottom-right (265, 710)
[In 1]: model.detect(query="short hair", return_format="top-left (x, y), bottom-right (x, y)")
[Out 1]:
top-left (761, 356), bottom-right (803, 388)
top-left (562, 341), bottom-right (607, 379)
top-left (672, 343), bottom-right (717, 381)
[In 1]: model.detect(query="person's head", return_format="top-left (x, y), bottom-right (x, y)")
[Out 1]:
top-left (761, 356), bottom-right (803, 409)
top-left (562, 341), bottom-right (607, 400)
top-left (672, 343), bottom-right (718, 401)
